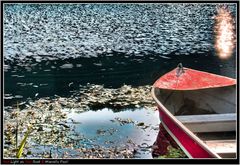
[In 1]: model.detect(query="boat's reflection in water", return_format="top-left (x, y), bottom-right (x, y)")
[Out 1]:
top-left (151, 123), bottom-right (185, 158)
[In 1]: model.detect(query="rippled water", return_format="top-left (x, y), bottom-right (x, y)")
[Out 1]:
top-left (3, 4), bottom-right (236, 60)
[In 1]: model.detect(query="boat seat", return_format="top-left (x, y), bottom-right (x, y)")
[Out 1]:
top-left (176, 113), bottom-right (236, 133)
top-left (204, 140), bottom-right (236, 158)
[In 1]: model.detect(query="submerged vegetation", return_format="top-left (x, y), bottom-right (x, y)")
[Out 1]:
top-left (4, 84), bottom-right (157, 158)
top-left (158, 146), bottom-right (186, 158)
top-left (66, 84), bottom-right (155, 110)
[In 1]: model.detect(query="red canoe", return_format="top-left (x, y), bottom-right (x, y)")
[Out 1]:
top-left (151, 64), bottom-right (237, 158)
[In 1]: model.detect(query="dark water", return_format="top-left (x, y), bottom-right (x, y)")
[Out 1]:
top-left (3, 4), bottom-right (236, 106)
top-left (4, 53), bottom-right (236, 106)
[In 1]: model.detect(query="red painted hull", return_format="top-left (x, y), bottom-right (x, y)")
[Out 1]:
top-left (153, 67), bottom-right (236, 90)
top-left (158, 106), bottom-right (218, 158)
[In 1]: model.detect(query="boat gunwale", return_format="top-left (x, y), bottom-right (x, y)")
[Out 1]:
top-left (151, 87), bottom-right (222, 159)
top-left (161, 122), bottom-right (193, 159)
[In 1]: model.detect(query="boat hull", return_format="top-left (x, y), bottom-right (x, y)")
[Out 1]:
top-left (158, 105), bottom-right (219, 158)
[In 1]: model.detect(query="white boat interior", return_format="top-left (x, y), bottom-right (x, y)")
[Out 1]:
top-left (153, 85), bottom-right (237, 158)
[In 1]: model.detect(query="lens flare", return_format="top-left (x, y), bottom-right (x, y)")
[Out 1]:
top-left (214, 5), bottom-right (236, 59)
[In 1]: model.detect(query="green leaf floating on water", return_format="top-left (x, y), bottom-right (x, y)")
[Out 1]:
top-left (16, 125), bottom-right (32, 158)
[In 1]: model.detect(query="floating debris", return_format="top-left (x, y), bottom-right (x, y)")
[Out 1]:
top-left (3, 84), bottom-right (156, 158)
top-left (60, 64), bottom-right (74, 69)
top-left (114, 117), bottom-right (134, 126)
top-left (69, 84), bottom-right (155, 111)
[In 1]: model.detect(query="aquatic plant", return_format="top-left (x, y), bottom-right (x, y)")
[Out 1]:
top-left (16, 124), bottom-right (32, 158)
top-left (158, 146), bottom-right (186, 158)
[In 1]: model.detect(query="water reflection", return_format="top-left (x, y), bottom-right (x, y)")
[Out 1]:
top-left (30, 108), bottom-right (160, 158)
top-left (214, 5), bottom-right (236, 59)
